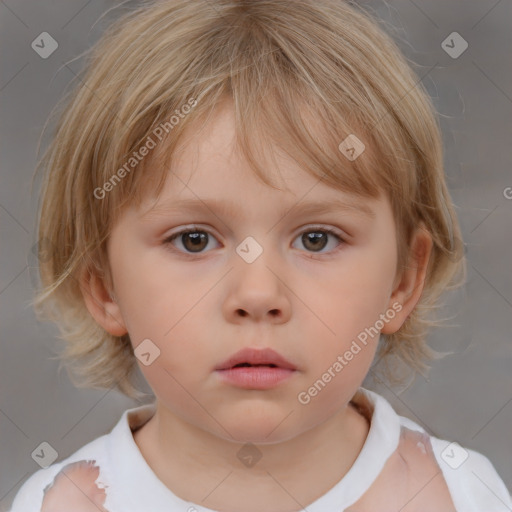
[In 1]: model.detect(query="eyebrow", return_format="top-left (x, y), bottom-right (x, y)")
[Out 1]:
top-left (141, 197), bottom-right (376, 222)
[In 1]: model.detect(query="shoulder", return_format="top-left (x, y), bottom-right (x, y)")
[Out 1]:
top-left (357, 426), bottom-right (458, 511)
top-left (351, 389), bottom-right (512, 511)
top-left (9, 404), bottom-right (155, 512)
top-left (428, 434), bottom-right (512, 512)
top-left (9, 433), bottom-right (111, 512)
top-left (399, 417), bottom-right (512, 512)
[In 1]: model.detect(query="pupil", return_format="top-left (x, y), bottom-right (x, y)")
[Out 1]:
top-left (184, 232), bottom-right (207, 252)
top-left (303, 232), bottom-right (327, 251)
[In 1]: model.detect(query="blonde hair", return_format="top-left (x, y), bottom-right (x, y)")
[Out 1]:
top-left (32, 0), bottom-right (465, 400)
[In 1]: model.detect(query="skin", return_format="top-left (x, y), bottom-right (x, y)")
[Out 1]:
top-left (79, 99), bottom-right (448, 511)
top-left (41, 461), bottom-right (109, 512)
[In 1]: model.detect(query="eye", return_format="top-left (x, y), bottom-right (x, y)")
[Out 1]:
top-left (292, 227), bottom-right (345, 254)
top-left (164, 226), bottom-right (220, 254)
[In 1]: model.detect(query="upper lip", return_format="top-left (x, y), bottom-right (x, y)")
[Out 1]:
top-left (215, 347), bottom-right (297, 371)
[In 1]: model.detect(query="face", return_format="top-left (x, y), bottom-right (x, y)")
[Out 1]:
top-left (103, 101), bottom-right (410, 444)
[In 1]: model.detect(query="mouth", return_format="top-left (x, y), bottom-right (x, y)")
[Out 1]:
top-left (232, 362), bottom-right (278, 368)
top-left (215, 348), bottom-right (297, 389)
top-left (215, 347), bottom-right (297, 371)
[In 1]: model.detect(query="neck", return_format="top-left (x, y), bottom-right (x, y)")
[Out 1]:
top-left (133, 397), bottom-right (371, 512)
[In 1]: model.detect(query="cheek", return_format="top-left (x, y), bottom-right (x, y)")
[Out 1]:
top-left (111, 248), bottom-right (194, 338)
top-left (109, 260), bottom-right (204, 395)
top-left (301, 255), bottom-right (395, 339)
top-left (133, 330), bottom-right (206, 414)
top-left (292, 248), bottom-right (396, 394)
top-left (126, 290), bottom-right (214, 395)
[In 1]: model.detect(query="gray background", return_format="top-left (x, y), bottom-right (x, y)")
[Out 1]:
top-left (1, 0), bottom-right (511, 509)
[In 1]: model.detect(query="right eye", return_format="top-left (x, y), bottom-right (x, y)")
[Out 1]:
top-left (163, 227), bottom-right (220, 254)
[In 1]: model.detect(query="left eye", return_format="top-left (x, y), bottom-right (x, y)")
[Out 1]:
top-left (292, 227), bottom-right (344, 253)
top-left (164, 226), bottom-right (344, 255)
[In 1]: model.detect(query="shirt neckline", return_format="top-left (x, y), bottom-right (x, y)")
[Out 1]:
top-left (109, 387), bottom-right (401, 511)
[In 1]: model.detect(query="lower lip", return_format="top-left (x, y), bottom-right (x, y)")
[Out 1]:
top-left (216, 366), bottom-right (296, 389)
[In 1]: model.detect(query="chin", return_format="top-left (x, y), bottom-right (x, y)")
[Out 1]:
top-left (210, 407), bottom-right (300, 444)
top-left (226, 424), bottom-right (298, 445)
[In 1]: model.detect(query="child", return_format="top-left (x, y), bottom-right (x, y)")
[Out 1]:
top-left (10, 0), bottom-right (511, 510)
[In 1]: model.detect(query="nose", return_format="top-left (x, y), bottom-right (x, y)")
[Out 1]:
top-left (223, 248), bottom-right (292, 324)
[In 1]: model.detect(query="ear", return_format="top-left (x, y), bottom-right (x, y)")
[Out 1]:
top-left (78, 266), bottom-right (128, 337)
top-left (381, 226), bottom-right (433, 335)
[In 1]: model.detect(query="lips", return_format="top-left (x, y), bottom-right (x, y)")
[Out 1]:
top-left (215, 347), bottom-right (297, 371)
top-left (215, 347), bottom-right (297, 390)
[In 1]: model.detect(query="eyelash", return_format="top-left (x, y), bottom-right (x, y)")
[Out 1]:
top-left (163, 225), bottom-right (346, 258)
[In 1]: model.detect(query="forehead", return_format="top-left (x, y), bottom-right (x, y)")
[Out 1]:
top-left (138, 99), bottom-right (382, 219)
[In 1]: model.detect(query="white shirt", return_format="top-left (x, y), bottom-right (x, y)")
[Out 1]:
top-left (9, 388), bottom-right (512, 511)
